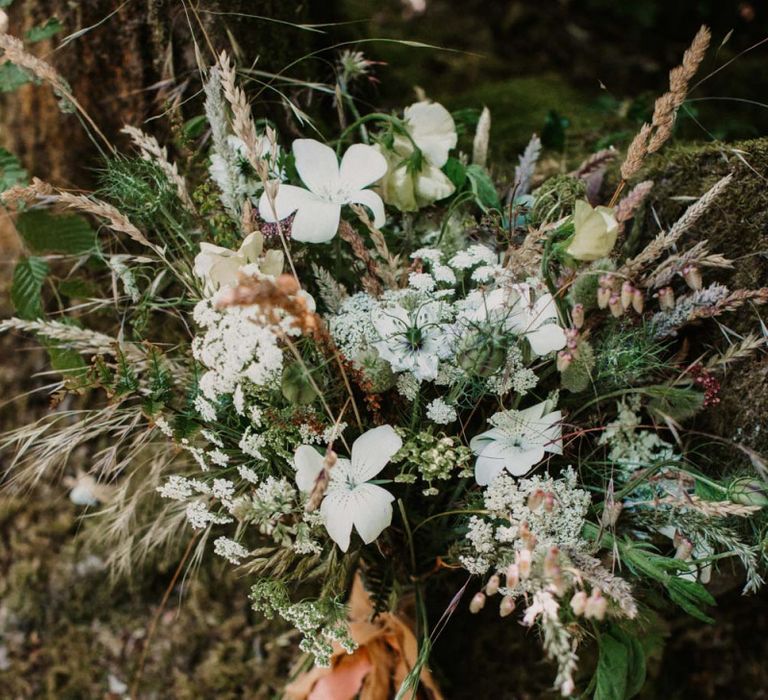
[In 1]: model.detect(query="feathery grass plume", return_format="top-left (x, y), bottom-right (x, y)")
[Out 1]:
top-left (472, 106), bottom-right (491, 167)
top-left (0, 317), bottom-right (139, 359)
top-left (0, 31), bottom-right (112, 149)
top-left (338, 220), bottom-right (383, 296)
top-left (621, 172), bottom-right (733, 279)
top-left (645, 240), bottom-right (732, 289)
top-left (1, 177), bottom-right (156, 250)
top-left (513, 133), bottom-right (542, 196)
top-left (615, 180), bottom-right (653, 229)
top-left (350, 203), bottom-right (401, 289)
top-left (688, 287), bottom-right (768, 321)
top-left (705, 333), bottom-right (766, 371)
top-left (571, 148), bottom-right (616, 180)
top-left (619, 123), bottom-right (652, 182)
top-left (203, 66), bottom-right (241, 216)
top-left (121, 125), bottom-right (193, 208)
top-left (217, 51), bottom-right (263, 173)
top-left (311, 263), bottom-right (348, 313)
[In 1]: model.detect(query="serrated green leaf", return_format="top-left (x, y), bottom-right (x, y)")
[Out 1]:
top-left (666, 577), bottom-right (716, 623)
top-left (11, 256), bottom-right (48, 319)
top-left (0, 61), bottom-right (32, 92)
top-left (443, 157), bottom-right (467, 189)
top-left (57, 277), bottom-right (98, 299)
top-left (16, 210), bottom-right (97, 255)
top-left (0, 147), bottom-right (27, 191)
top-left (466, 164), bottom-right (501, 211)
top-left (594, 631), bottom-right (628, 700)
top-left (25, 17), bottom-right (64, 43)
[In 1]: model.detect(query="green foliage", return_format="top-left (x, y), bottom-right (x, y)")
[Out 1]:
top-left (11, 256), bottom-right (48, 319)
top-left (443, 157), bottom-right (467, 189)
top-left (593, 325), bottom-right (668, 390)
top-left (465, 164), bottom-right (501, 211)
top-left (568, 259), bottom-right (615, 311)
top-left (43, 340), bottom-right (89, 388)
top-left (541, 109), bottom-right (570, 150)
top-left (281, 362), bottom-right (318, 405)
top-left (0, 62), bottom-right (32, 93)
top-left (594, 625), bottom-right (646, 700)
top-left (529, 174), bottom-right (586, 228)
top-left (665, 577), bottom-right (716, 624)
top-left (25, 18), bottom-right (64, 43)
top-left (15, 210), bottom-right (97, 255)
top-left (0, 148), bottom-right (28, 191)
top-left (644, 384), bottom-right (704, 423)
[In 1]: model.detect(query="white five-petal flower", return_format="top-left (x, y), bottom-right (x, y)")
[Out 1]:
top-left (258, 139), bottom-right (387, 244)
top-left (293, 425), bottom-right (403, 552)
top-left (470, 401), bottom-right (563, 485)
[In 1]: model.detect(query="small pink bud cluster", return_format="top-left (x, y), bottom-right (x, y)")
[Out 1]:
top-left (596, 273), bottom-right (644, 319)
top-left (570, 588), bottom-right (608, 620)
top-left (557, 325), bottom-right (587, 372)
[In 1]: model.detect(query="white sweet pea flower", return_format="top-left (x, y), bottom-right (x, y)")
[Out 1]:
top-left (470, 401), bottom-right (563, 485)
top-left (566, 200), bottom-right (619, 261)
top-left (258, 139), bottom-right (387, 244)
top-left (376, 101), bottom-right (458, 212)
top-left (193, 231), bottom-right (284, 293)
top-left (372, 300), bottom-right (451, 381)
top-left (293, 425), bottom-right (403, 552)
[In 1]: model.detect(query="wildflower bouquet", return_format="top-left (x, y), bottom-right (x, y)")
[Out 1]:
top-left (2, 22), bottom-right (768, 698)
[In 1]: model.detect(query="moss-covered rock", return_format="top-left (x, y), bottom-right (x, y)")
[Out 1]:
top-left (634, 138), bottom-right (768, 456)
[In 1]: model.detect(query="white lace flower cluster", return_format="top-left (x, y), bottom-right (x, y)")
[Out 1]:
top-left (460, 467), bottom-right (591, 576)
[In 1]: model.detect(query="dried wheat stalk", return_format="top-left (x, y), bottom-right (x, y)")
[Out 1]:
top-left (338, 220), bottom-right (383, 296)
top-left (705, 333), bottom-right (766, 371)
top-left (689, 287), bottom-right (768, 321)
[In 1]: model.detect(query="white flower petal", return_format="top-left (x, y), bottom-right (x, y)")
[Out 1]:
top-left (293, 139), bottom-right (340, 193)
top-left (404, 101), bottom-right (457, 167)
top-left (527, 324), bottom-right (567, 356)
top-left (348, 188), bottom-right (386, 228)
top-left (321, 489), bottom-right (355, 552)
top-left (351, 424), bottom-right (403, 482)
top-left (339, 143), bottom-right (388, 190)
top-left (350, 482), bottom-right (395, 544)
top-left (414, 163), bottom-right (455, 204)
top-left (474, 442), bottom-right (508, 486)
top-left (290, 199), bottom-right (341, 243)
top-left (258, 183), bottom-right (313, 222)
top-left (503, 444), bottom-right (546, 476)
top-left (293, 445), bottom-right (325, 492)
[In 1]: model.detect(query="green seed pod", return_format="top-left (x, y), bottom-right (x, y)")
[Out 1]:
top-left (457, 329), bottom-right (507, 377)
top-left (281, 363), bottom-right (317, 405)
top-left (729, 477), bottom-right (768, 507)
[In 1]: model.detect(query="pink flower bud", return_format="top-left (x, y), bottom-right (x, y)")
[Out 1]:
top-left (609, 295), bottom-right (624, 318)
top-left (527, 489), bottom-right (545, 510)
top-left (621, 281), bottom-right (634, 311)
top-left (632, 288), bottom-right (645, 314)
top-left (572, 303), bottom-right (585, 329)
top-left (516, 549), bottom-right (532, 580)
top-left (584, 589), bottom-right (608, 620)
top-left (544, 546), bottom-right (560, 578)
top-left (499, 594), bottom-right (516, 617)
top-left (683, 264), bottom-right (703, 290)
top-left (485, 574), bottom-right (500, 597)
top-left (469, 591), bottom-right (486, 614)
top-left (658, 286), bottom-right (675, 310)
top-left (570, 590), bottom-right (588, 616)
top-left (597, 286), bottom-right (612, 309)
top-left (544, 492), bottom-right (556, 512)
top-left (557, 351), bottom-right (573, 372)
top-left (505, 563), bottom-right (520, 588)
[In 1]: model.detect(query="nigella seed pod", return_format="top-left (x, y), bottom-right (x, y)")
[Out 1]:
top-left (505, 563), bottom-right (520, 588)
top-left (729, 477), bottom-right (768, 507)
top-left (621, 281), bottom-right (634, 311)
top-left (572, 303), bottom-right (585, 329)
top-left (632, 288), bottom-right (645, 314)
top-left (469, 591), bottom-right (486, 614)
top-left (597, 286), bottom-right (612, 309)
top-left (499, 595), bottom-right (516, 617)
top-left (609, 295), bottom-right (623, 318)
top-left (683, 264), bottom-right (703, 290)
top-left (485, 574), bottom-right (501, 597)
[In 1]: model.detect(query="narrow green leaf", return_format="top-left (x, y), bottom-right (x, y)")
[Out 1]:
top-left (15, 210), bottom-right (97, 255)
top-left (11, 256), bottom-right (49, 319)
top-left (25, 17), bottom-right (64, 43)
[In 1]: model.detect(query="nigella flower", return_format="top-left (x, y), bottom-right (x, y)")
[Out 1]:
top-left (470, 400), bottom-right (563, 485)
top-left (372, 300), bottom-right (450, 381)
top-left (293, 425), bottom-right (403, 552)
top-left (258, 139), bottom-right (387, 244)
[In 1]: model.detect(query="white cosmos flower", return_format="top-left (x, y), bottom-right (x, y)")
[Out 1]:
top-left (258, 139), bottom-right (387, 244)
top-left (372, 300), bottom-right (450, 381)
top-left (193, 231), bottom-right (284, 293)
top-left (293, 425), bottom-right (402, 552)
top-left (470, 401), bottom-right (563, 485)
